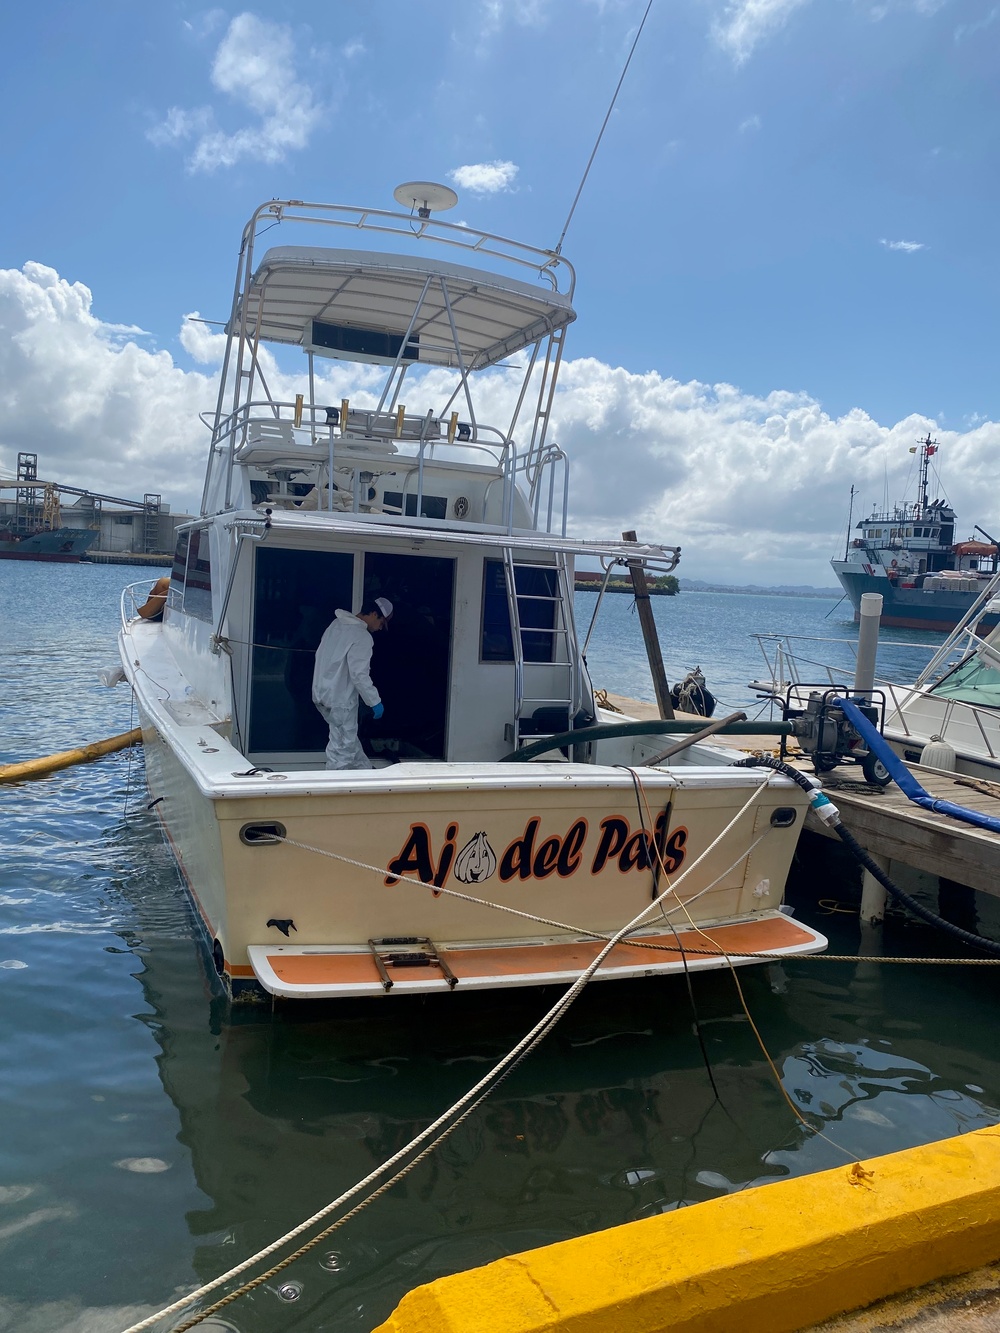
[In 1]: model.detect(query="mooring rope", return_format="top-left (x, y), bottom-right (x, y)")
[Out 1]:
top-left (117, 776), bottom-right (777, 1333)
top-left (266, 834), bottom-right (1000, 967)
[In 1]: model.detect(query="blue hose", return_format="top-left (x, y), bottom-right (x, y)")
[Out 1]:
top-left (838, 696), bottom-right (1000, 836)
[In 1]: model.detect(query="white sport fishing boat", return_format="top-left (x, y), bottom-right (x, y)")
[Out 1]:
top-left (882, 571), bottom-right (1000, 780)
top-left (119, 185), bottom-right (826, 1002)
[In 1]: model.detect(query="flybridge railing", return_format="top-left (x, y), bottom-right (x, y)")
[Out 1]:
top-left (243, 199), bottom-right (575, 297)
top-left (207, 398), bottom-right (570, 534)
top-left (205, 197), bottom-right (574, 525)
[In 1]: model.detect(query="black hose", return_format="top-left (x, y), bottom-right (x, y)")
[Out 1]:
top-left (833, 822), bottom-right (1000, 958)
top-left (733, 754), bottom-right (1000, 959)
top-left (503, 718), bottom-right (793, 763)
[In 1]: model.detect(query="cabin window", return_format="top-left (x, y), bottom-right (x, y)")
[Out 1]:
top-left (170, 532), bottom-right (189, 582)
top-left (481, 559), bottom-right (557, 663)
top-left (183, 528), bottom-right (214, 621)
top-left (383, 491), bottom-right (448, 520)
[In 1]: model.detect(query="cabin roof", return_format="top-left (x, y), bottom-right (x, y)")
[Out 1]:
top-left (231, 247), bottom-right (576, 370)
top-left (236, 508), bottom-right (680, 567)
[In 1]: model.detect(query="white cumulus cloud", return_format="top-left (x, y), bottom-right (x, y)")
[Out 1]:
top-left (449, 161), bottom-right (519, 195)
top-left (713, 0), bottom-right (811, 63)
top-left (0, 264), bottom-right (216, 507)
top-left (148, 12), bottom-right (322, 172)
top-left (880, 238), bottom-right (926, 252)
top-left (2, 261), bottom-right (998, 585)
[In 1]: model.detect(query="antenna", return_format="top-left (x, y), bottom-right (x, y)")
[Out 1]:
top-left (553, 0), bottom-right (655, 254)
top-left (393, 181), bottom-right (459, 219)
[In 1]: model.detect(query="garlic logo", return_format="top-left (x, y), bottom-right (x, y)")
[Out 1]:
top-left (453, 832), bottom-right (497, 884)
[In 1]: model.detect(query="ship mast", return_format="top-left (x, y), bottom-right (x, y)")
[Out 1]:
top-left (844, 484), bottom-right (855, 560)
top-left (912, 433), bottom-right (938, 518)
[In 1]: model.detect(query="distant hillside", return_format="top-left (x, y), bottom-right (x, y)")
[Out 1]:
top-left (679, 579), bottom-right (841, 598)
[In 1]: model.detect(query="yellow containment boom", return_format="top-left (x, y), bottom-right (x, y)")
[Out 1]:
top-left (0, 728), bottom-right (142, 784)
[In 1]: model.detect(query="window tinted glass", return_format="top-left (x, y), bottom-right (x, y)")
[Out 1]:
top-left (183, 528), bottom-right (213, 621)
top-left (481, 560), bottom-right (556, 663)
top-left (249, 547), bottom-right (354, 752)
top-left (171, 531), bottom-right (189, 583)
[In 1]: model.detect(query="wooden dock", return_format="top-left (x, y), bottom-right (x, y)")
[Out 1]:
top-left (603, 692), bottom-right (1000, 901)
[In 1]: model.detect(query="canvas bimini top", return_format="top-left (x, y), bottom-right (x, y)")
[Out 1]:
top-left (232, 246), bottom-right (577, 371)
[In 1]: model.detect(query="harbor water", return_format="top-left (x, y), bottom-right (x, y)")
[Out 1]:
top-left (2, 562), bottom-right (999, 1333)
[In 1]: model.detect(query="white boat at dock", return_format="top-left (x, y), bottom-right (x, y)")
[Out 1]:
top-left (750, 600), bottom-right (1000, 782)
top-left (119, 187), bottom-right (825, 1002)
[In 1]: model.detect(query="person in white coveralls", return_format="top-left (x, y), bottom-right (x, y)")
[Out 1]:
top-left (311, 596), bottom-right (393, 769)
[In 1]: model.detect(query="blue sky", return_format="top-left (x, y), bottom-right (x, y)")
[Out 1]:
top-left (1, 0), bottom-right (998, 584)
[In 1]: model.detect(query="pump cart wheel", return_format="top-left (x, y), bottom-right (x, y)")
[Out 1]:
top-left (861, 752), bottom-right (892, 788)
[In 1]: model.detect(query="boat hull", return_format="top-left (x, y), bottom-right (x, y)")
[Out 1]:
top-left (831, 562), bottom-right (1000, 633)
top-left (0, 527), bottom-right (99, 562)
top-left (136, 700), bottom-right (819, 1002)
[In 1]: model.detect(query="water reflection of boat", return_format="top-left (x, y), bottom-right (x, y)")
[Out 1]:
top-left (124, 873), bottom-right (1000, 1331)
top-left (119, 185), bottom-right (824, 1003)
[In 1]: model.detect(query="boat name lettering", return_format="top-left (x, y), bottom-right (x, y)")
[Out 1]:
top-left (383, 815), bottom-right (687, 891)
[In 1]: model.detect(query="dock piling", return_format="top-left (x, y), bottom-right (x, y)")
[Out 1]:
top-left (853, 592), bottom-right (883, 700)
top-left (860, 853), bottom-right (889, 925)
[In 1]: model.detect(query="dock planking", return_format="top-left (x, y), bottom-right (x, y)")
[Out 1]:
top-left (602, 692), bottom-right (1000, 901)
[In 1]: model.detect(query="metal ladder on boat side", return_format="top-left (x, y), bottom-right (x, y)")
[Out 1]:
top-left (367, 938), bottom-right (458, 992)
top-left (502, 550), bottom-right (581, 752)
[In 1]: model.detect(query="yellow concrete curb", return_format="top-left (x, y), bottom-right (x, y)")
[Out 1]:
top-left (373, 1125), bottom-right (1000, 1333)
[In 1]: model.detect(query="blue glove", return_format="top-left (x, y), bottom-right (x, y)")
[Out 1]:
top-left (372, 702), bottom-right (384, 720)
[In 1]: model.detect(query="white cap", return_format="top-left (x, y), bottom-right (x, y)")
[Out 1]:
top-left (374, 596), bottom-right (394, 622)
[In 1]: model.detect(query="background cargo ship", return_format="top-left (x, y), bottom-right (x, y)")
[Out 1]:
top-left (0, 524), bottom-right (98, 562)
top-left (0, 454), bottom-right (98, 562)
top-left (830, 435), bottom-right (1000, 632)
top-left (0, 451), bottom-right (180, 563)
